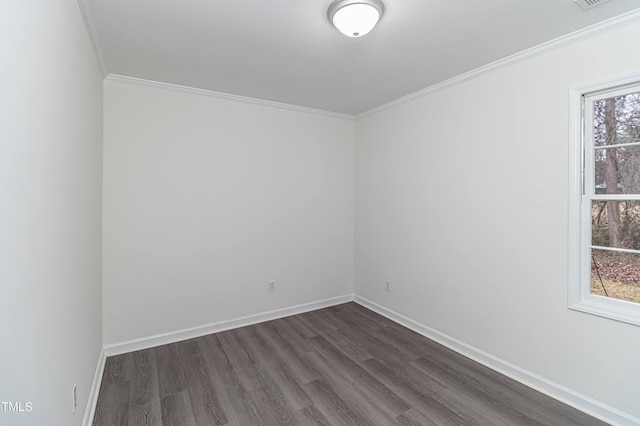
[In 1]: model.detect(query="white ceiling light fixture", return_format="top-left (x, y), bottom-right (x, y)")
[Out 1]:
top-left (327, 0), bottom-right (385, 38)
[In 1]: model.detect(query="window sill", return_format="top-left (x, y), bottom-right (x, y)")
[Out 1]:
top-left (569, 296), bottom-right (640, 327)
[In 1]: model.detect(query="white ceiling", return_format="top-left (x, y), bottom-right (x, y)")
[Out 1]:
top-left (85, 0), bottom-right (640, 115)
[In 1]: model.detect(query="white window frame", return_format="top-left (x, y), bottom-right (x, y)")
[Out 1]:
top-left (569, 72), bottom-right (640, 327)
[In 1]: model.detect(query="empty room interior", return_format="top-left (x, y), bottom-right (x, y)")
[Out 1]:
top-left (3, 0), bottom-right (640, 425)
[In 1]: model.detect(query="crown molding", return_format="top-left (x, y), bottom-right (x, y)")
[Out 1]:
top-left (76, 0), bottom-right (107, 77)
top-left (357, 7), bottom-right (640, 119)
top-left (105, 74), bottom-right (356, 121)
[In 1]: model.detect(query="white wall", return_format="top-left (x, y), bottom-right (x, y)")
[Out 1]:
top-left (355, 21), bottom-right (640, 419)
top-left (0, 2), bottom-right (103, 425)
top-left (103, 80), bottom-right (355, 345)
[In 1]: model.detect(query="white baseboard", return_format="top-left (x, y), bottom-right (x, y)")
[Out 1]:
top-left (353, 295), bottom-right (639, 426)
top-left (82, 347), bottom-right (106, 426)
top-left (103, 294), bottom-right (354, 356)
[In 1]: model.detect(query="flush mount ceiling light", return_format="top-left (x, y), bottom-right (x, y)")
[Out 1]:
top-left (327, 0), bottom-right (385, 38)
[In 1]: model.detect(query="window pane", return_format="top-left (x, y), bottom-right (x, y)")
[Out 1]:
top-left (591, 249), bottom-right (640, 303)
top-left (594, 146), bottom-right (640, 194)
top-left (592, 200), bottom-right (640, 250)
top-left (593, 92), bottom-right (640, 148)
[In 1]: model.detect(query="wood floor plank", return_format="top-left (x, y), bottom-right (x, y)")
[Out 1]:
top-left (128, 349), bottom-right (162, 426)
top-left (264, 317), bottom-right (315, 353)
top-left (411, 355), bottom-right (604, 426)
top-left (128, 402), bottom-right (162, 426)
top-left (247, 384), bottom-right (296, 426)
top-left (363, 356), bottom-right (496, 425)
top-left (155, 343), bottom-right (187, 398)
top-left (262, 366), bottom-right (313, 411)
top-left (367, 356), bottom-right (475, 425)
top-left (302, 379), bottom-right (373, 426)
top-left (296, 309), bottom-right (339, 335)
top-left (333, 317), bottom-right (418, 366)
top-left (93, 302), bottom-right (609, 426)
top-left (308, 334), bottom-right (410, 418)
top-left (94, 355), bottom-right (132, 426)
top-left (304, 350), bottom-right (398, 425)
top-left (100, 353), bottom-right (133, 388)
top-left (276, 315), bottom-right (317, 340)
top-left (179, 339), bottom-right (228, 425)
top-left (308, 306), bottom-right (356, 332)
top-left (406, 336), bottom-right (599, 425)
top-left (337, 303), bottom-right (391, 331)
top-left (291, 404), bottom-right (332, 426)
top-left (198, 334), bottom-right (264, 425)
top-left (216, 329), bottom-right (268, 392)
top-left (130, 350), bottom-right (159, 406)
top-left (319, 327), bottom-right (374, 363)
top-left (344, 316), bottom-right (423, 361)
top-left (160, 390), bottom-right (197, 426)
top-left (254, 321), bottom-right (321, 385)
top-left (93, 381), bottom-right (130, 426)
top-left (396, 407), bottom-right (442, 426)
top-left (233, 325), bottom-right (283, 374)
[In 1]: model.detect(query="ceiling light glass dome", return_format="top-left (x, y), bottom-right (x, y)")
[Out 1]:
top-left (327, 0), bottom-right (385, 38)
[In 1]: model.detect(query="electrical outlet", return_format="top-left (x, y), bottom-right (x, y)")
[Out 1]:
top-left (72, 383), bottom-right (77, 413)
top-left (268, 280), bottom-right (276, 292)
top-left (385, 280), bottom-right (391, 292)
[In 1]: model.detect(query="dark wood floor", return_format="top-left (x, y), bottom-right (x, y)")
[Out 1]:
top-left (93, 302), bottom-right (606, 425)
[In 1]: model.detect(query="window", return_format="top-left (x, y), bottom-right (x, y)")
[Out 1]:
top-left (569, 75), bottom-right (640, 326)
